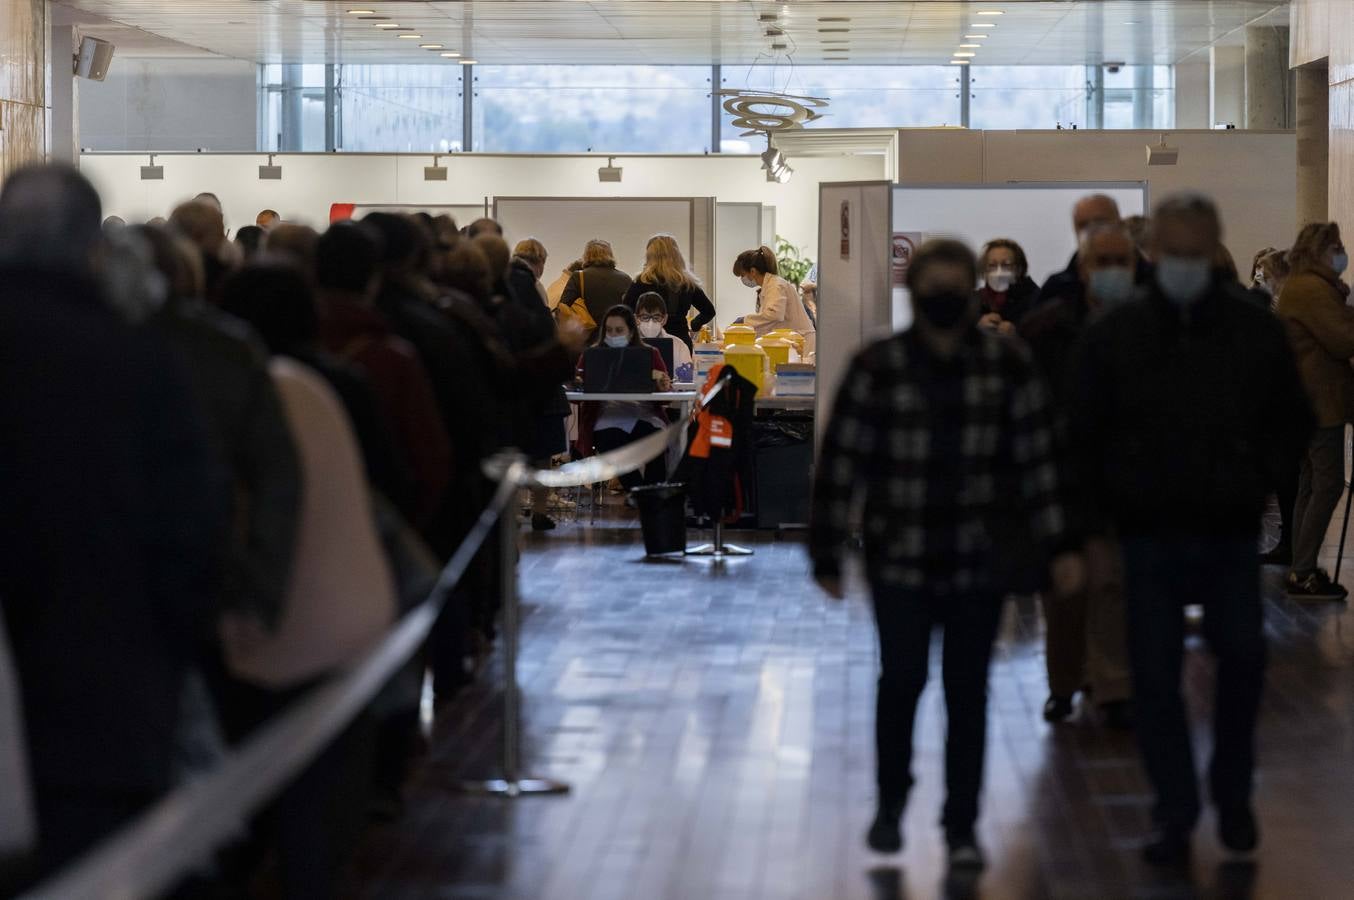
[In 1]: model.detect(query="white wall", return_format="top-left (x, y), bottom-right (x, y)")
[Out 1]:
top-left (79, 150), bottom-right (885, 318)
top-left (79, 59), bottom-right (257, 152)
top-left (894, 128), bottom-right (1296, 278)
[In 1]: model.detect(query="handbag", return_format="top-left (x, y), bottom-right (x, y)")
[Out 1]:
top-left (555, 270), bottom-right (597, 334)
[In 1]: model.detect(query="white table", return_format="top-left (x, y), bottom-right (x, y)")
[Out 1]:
top-left (565, 392), bottom-right (699, 472)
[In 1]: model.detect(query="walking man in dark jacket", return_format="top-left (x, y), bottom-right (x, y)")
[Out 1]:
top-left (811, 239), bottom-right (1080, 871)
top-left (1021, 223), bottom-right (1139, 728)
top-left (1069, 193), bottom-right (1314, 865)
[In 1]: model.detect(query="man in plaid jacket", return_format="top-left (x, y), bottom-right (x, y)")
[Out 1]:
top-left (810, 238), bottom-right (1081, 871)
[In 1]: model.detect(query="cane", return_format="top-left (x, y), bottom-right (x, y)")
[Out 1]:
top-left (1337, 476), bottom-right (1354, 582)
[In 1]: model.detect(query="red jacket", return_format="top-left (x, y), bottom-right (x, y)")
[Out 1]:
top-left (320, 295), bottom-right (452, 527)
top-left (574, 345), bottom-right (670, 456)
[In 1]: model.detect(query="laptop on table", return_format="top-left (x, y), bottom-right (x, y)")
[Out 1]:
top-left (582, 346), bottom-right (656, 393)
top-left (643, 337), bottom-right (675, 375)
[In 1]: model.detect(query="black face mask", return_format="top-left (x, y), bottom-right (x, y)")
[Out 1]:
top-left (915, 289), bottom-right (971, 330)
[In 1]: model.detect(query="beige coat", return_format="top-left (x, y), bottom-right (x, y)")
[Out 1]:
top-left (1276, 266), bottom-right (1354, 428)
top-left (221, 359), bottom-right (396, 688)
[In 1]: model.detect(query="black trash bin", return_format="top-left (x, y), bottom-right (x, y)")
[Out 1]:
top-left (631, 482), bottom-right (688, 556)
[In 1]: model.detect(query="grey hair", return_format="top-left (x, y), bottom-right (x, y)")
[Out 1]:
top-left (1152, 191), bottom-right (1222, 240)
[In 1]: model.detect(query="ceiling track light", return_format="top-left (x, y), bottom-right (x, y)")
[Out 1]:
top-left (258, 153), bottom-right (282, 181)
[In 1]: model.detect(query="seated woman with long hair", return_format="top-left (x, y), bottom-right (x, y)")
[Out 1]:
top-left (575, 305), bottom-right (672, 491)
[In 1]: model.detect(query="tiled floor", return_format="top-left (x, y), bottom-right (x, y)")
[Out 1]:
top-left (346, 502), bottom-right (1354, 899)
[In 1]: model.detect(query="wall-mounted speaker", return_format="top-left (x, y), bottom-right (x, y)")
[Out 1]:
top-left (74, 36), bottom-right (115, 81)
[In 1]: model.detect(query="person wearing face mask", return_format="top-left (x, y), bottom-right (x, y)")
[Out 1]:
top-left (1020, 223), bottom-right (1138, 729)
top-left (574, 306), bottom-right (673, 491)
top-left (1250, 247), bottom-right (1290, 312)
top-left (975, 238), bottom-right (1039, 333)
top-left (635, 291), bottom-right (694, 383)
top-left (1275, 222), bottom-right (1354, 600)
top-left (1037, 193), bottom-right (1152, 307)
top-left (812, 238), bottom-right (1078, 872)
top-left (1069, 192), bottom-right (1314, 867)
top-left (731, 245), bottom-right (817, 354)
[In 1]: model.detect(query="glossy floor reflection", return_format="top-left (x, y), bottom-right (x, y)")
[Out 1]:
top-left (346, 502), bottom-right (1354, 899)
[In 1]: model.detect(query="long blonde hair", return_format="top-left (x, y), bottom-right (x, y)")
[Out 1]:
top-left (639, 234), bottom-right (700, 290)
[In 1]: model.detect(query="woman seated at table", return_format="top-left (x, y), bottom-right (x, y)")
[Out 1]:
top-left (575, 305), bottom-right (672, 490)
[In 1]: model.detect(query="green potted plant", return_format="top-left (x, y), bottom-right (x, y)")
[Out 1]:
top-left (775, 235), bottom-right (814, 286)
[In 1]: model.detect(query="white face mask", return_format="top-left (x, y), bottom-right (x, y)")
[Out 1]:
top-left (638, 320), bottom-right (663, 339)
top-left (604, 334), bottom-right (630, 349)
top-left (986, 268), bottom-right (1015, 293)
top-left (741, 276), bottom-right (758, 289)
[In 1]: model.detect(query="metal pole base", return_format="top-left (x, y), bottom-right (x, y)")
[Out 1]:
top-left (685, 542), bottom-right (754, 557)
top-left (458, 778), bottom-right (571, 797)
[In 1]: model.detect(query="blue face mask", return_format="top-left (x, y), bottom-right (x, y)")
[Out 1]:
top-left (1088, 266), bottom-right (1135, 305)
top-left (1332, 252), bottom-right (1349, 275)
top-left (1155, 255), bottom-right (1212, 305)
top-left (604, 334), bottom-right (630, 349)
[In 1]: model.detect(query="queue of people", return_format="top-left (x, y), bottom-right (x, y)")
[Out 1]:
top-left (813, 189), bottom-right (1338, 872)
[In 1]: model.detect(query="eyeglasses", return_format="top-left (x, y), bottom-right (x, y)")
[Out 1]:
top-left (636, 315), bottom-right (664, 324)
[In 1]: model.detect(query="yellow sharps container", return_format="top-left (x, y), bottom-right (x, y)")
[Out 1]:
top-left (757, 336), bottom-right (793, 370)
top-left (723, 323), bottom-right (757, 347)
top-left (768, 328), bottom-right (806, 359)
top-left (722, 342), bottom-right (769, 396)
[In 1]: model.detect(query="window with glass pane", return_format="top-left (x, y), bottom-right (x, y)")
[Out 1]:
top-left (1103, 66), bottom-right (1174, 129)
top-left (719, 65), bottom-right (959, 153)
top-left (337, 65), bottom-right (465, 153)
top-left (472, 66), bottom-right (711, 153)
top-left (259, 64), bottom-right (328, 151)
top-left (969, 67), bottom-right (1089, 129)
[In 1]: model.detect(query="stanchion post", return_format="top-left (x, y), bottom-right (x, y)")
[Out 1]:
top-left (460, 456), bottom-right (570, 798)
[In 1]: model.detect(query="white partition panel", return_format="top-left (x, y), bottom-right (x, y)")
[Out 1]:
top-left (816, 181), bottom-right (893, 446)
top-left (715, 202), bottom-right (763, 325)
top-left (493, 196), bottom-right (709, 301)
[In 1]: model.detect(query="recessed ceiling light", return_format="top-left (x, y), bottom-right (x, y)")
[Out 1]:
top-left (818, 28), bottom-right (849, 33)
top-left (1123, 20), bottom-right (1140, 25)
top-left (458, 59), bottom-right (477, 65)
top-left (822, 39), bottom-right (849, 44)
top-left (960, 44), bottom-right (980, 48)
top-left (954, 51), bottom-right (976, 57)
top-left (398, 34), bottom-right (423, 39)
top-left (440, 51), bottom-right (461, 57)
top-left (374, 23), bottom-right (400, 29)
top-left (964, 34), bottom-right (987, 39)
top-left (421, 44), bottom-right (443, 49)
top-left (347, 9), bottom-right (375, 15)
top-left (971, 23), bottom-right (997, 28)
top-left (950, 59), bottom-right (970, 65)
top-left (977, 10), bottom-right (1005, 15)
top-left (818, 17), bottom-right (850, 22)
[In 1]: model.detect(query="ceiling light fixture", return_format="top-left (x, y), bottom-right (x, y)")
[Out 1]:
top-left (760, 140), bottom-right (793, 183)
top-left (964, 34), bottom-right (987, 39)
top-left (954, 51), bottom-right (976, 57)
top-left (977, 10), bottom-right (1005, 15)
top-left (971, 23), bottom-right (997, 28)
top-left (421, 44), bottom-right (443, 49)
top-left (949, 60), bottom-right (970, 65)
top-left (374, 23), bottom-right (400, 29)
top-left (960, 44), bottom-right (980, 48)
top-left (140, 153), bottom-right (164, 180)
top-left (818, 17), bottom-right (850, 22)
top-left (398, 34), bottom-right (423, 39)
top-left (459, 58), bottom-right (477, 65)
top-left (347, 9), bottom-right (375, 15)
top-left (440, 51), bottom-right (461, 57)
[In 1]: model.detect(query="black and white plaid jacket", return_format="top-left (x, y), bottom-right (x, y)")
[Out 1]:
top-left (810, 328), bottom-right (1065, 594)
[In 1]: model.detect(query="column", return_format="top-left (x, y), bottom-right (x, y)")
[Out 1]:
top-left (1175, 61), bottom-right (1210, 128)
top-left (1296, 63), bottom-right (1329, 226)
top-left (0, 0), bottom-right (49, 178)
top-left (1246, 26), bottom-right (1290, 129)
top-left (1211, 45), bottom-right (1246, 128)
top-left (49, 23), bottom-right (78, 164)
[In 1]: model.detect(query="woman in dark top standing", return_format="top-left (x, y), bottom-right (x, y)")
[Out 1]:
top-left (622, 233), bottom-right (715, 350)
top-left (559, 238), bottom-right (633, 331)
top-left (974, 238), bottom-right (1040, 333)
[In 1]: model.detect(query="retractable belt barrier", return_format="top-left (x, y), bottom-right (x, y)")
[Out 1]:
top-left (22, 374), bottom-right (730, 900)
